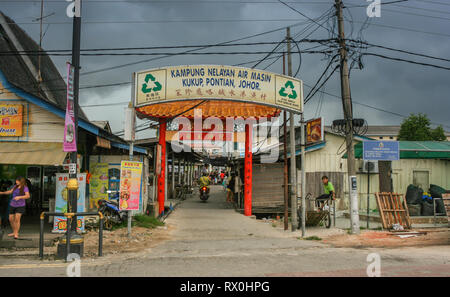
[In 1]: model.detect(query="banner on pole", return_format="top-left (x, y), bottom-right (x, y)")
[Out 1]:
top-left (63, 63), bottom-right (77, 152)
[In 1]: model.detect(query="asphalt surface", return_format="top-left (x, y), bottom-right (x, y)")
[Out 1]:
top-left (0, 185), bottom-right (449, 277)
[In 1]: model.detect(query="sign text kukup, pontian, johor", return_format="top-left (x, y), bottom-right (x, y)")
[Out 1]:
top-left (134, 65), bottom-right (303, 113)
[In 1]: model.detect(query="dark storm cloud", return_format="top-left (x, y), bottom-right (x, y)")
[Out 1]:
top-left (1, 0), bottom-right (449, 135)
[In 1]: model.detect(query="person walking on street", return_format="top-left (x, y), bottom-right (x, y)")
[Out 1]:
top-left (0, 177), bottom-right (30, 239)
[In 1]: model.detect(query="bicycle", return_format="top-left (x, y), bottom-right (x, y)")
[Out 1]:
top-left (297, 193), bottom-right (333, 229)
top-left (175, 183), bottom-right (186, 200)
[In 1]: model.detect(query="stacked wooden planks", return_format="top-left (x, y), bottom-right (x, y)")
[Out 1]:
top-left (442, 193), bottom-right (450, 227)
top-left (375, 192), bottom-right (412, 230)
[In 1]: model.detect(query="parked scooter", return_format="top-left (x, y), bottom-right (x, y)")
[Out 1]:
top-left (97, 196), bottom-right (128, 230)
top-left (199, 186), bottom-right (210, 202)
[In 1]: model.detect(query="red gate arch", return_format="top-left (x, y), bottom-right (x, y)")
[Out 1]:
top-left (132, 65), bottom-right (303, 216)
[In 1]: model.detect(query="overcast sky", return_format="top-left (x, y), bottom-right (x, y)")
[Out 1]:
top-left (2, 0), bottom-right (449, 139)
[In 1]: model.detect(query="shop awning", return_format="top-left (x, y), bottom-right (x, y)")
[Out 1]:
top-left (0, 142), bottom-right (67, 165)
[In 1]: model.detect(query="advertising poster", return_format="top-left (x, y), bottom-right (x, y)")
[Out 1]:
top-left (53, 173), bottom-right (86, 233)
top-left (89, 163), bottom-right (109, 210)
top-left (63, 63), bottom-right (77, 152)
top-left (306, 117), bottom-right (324, 144)
top-left (0, 104), bottom-right (23, 137)
top-left (119, 161), bottom-right (143, 211)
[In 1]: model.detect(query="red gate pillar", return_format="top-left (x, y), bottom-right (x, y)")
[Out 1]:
top-left (244, 122), bottom-right (253, 216)
top-left (158, 119), bottom-right (167, 215)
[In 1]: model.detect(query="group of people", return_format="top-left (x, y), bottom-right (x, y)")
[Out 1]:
top-left (197, 170), bottom-right (242, 204)
top-left (0, 177), bottom-right (30, 239)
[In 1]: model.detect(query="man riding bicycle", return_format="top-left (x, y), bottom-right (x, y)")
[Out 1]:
top-left (316, 175), bottom-right (335, 210)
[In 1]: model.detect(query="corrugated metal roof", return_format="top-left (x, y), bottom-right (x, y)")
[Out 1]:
top-left (136, 100), bottom-right (280, 120)
top-left (0, 12), bottom-right (88, 121)
top-left (0, 142), bottom-right (67, 165)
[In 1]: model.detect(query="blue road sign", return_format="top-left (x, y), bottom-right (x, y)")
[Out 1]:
top-left (363, 141), bottom-right (400, 161)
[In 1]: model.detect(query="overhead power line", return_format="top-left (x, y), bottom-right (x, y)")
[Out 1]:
top-left (0, 39), bottom-right (336, 54)
top-left (1, 0), bottom-right (333, 3)
top-left (359, 52), bottom-right (450, 71)
top-left (8, 18), bottom-right (334, 25)
top-left (347, 39), bottom-right (450, 63)
top-left (346, 20), bottom-right (450, 38)
top-left (303, 83), bottom-right (450, 129)
top-left (1, 50), bottom-right (335, 57)
top-left (36, 20), bottom-right (333, 84)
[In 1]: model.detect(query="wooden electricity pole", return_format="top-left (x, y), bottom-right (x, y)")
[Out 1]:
top-left (287, 27), bottom-right (298, 232)
top-left (283, 53), bottom-right (289, 231)
top-left (335, 0), bottom-right (360, 234)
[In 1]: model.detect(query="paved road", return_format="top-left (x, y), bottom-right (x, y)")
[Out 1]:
top-left (0, 186), bottom-right (449, 277)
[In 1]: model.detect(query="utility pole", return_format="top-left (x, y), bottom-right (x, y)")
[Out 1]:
top-left (283, 53), bottom-right (288, 231)
top-left (38, 0), bottom-right (44, 84)
top-left (335, 0), bottom-right (360, 234)
top-left (287, 27), bottom-right (297, 232)
top-left (69, 0), bottom-right (82, 234)
top-left (300, 113), bottom-right (306, 237)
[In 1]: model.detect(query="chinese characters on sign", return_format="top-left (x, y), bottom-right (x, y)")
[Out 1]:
top-left (119, 161), bottom-right (143, 211)
top-left (135, 65), bottom-right (303, 113)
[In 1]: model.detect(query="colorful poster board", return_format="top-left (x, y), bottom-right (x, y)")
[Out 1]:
top-left (53, 173), bottom-right (86, 233)
top-left (119, 161), bottom-right (143, 210)
top-left (0, 104), bottom-right (23, 136)
top-left (89, 163), bottom-right (109, 210)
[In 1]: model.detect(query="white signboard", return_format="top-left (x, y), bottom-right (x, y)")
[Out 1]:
top-left (134, 65), bottom-right (303, 113)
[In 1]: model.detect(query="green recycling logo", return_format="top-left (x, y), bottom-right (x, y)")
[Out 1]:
top-left (141, 73), bottom-right (162, 93)
top-left (278, 80), bottom-right (297, 100)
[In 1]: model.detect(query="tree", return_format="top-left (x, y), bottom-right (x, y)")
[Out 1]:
top-left (397, 113), bottom-right (446, 141)
top-left (430, 125), bottom-right (447, 141)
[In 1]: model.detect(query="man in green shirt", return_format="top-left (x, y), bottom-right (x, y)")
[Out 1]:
top-left (316, 175), bottom-right (335, 209)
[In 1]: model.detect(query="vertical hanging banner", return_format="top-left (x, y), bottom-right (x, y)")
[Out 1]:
top-left (53, 173), bottom-right (86, 233)
top-left (63, 63), bottom-right (77, 152)
top-left (119, 160), bottom-right (143, 210)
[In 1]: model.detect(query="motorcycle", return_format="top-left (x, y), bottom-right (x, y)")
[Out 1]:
top-left (199, 186), bottom-right (210, 202)
top-left (97, 198), bottom-right (128, 230)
